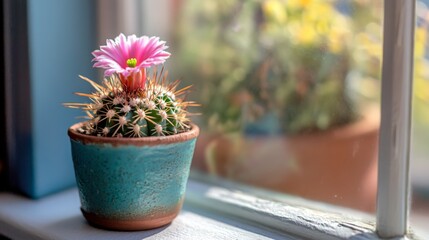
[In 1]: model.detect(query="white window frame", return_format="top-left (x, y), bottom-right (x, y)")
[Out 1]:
top-left (377, 0), bottom-right (415, 238)
top-left (100, 1), bottom-right (418, 239)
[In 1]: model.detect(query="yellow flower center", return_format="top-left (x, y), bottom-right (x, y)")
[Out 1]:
top-left (126, 58), bottom-right (137, 67)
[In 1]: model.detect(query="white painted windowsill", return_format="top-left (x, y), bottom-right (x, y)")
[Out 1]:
top-left (0, 177), bottom-right (421, 240)
top-left (0, 184), bottom-right (288, 239)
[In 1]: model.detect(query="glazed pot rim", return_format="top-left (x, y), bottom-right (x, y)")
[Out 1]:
top-left (68, 122), bottom-right (199, 146)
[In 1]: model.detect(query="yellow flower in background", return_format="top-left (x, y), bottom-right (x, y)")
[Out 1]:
top-left (287, 0), bottom-right (313, 9)
top-left (286, 21), bottom-right (316, 45)
top-left (328, 29), bottom-right (346, 53)
top-left (355, 31), bottom-right (382, 58)
top-left (414, 25), bottom-right (429, 104)
top-left (414, 61), bottom-right (429, 126)
top-left (295, 24), bottom-right (318, 45)
top-left (263, 0), bottom-right (287, 24)
top-left (299, 0), bottom-right (312, 7)
top-left (262, 0), bottom-right (346, 48)
top-left (415, 28), bottom-right (427, 59)
top-left (304, 2), bottom-right (333, 22)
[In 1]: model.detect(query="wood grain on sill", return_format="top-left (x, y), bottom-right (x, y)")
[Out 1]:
top-left (187, 174), bottom-right (423, 240)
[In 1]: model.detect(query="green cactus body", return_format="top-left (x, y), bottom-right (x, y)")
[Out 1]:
top-left (66, 73), bottom-right (193, 138)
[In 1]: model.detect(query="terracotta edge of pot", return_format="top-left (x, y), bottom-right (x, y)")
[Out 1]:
top-left (81, 199), bottom-right (183, 231)
top-left (68, 122), bottom-right (200, 146)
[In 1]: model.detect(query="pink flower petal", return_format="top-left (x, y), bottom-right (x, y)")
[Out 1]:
top-left (92, 33), bottom-right (170, 89)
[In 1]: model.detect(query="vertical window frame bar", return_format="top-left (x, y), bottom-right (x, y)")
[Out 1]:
top-left (376, 0), bottom-right (416, 238)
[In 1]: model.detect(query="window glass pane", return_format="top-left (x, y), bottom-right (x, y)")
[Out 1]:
top-left (170, 0), bottom-right (382, 213)
top-left (411, 0), bottom-right (429, 231)
top-left (94, 0), bottom-right (429, 228)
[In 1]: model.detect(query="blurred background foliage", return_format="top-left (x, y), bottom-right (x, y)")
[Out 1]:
top-left (169, 0), bottom-right (429, 221)
top-left (174, 0), bottom-right (429, 139)
top-left (174, 0), bottom-right (388, 135)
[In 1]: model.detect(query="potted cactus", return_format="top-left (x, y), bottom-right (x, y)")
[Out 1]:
top-left (65, 34), bottom-right (199, 230)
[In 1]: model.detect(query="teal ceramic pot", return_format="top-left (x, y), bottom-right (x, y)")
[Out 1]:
top-left (68, 122), bottom-right (199, 230)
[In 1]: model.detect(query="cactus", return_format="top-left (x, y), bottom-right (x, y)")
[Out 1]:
top-left (66, 69), bottom-right (195, 137)
top-left (66, 34), bottom-right (197, 137)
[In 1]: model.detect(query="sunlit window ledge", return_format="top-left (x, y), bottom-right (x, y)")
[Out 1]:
top-left (0, 175), bottom-right (421, 240)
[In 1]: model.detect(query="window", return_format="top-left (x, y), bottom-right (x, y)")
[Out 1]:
top-left (172, 0), bottom-right (382, 213)
top-left (94, 0), bottom-right (429, 237)
top-left (3, 0), bottom-right (426, 239)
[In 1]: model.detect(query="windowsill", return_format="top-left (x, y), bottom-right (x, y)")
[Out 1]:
top-left (0, 177), bottom-right (424, 240)
top-left (0, 180), bottom-right (293, 240)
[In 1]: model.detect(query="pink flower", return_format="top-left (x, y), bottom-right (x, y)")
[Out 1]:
top-left (92, 34), bottom-right (170, 91)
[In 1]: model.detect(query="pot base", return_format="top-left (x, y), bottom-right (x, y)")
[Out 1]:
top-left (81, 208), bottom-right (179, 231)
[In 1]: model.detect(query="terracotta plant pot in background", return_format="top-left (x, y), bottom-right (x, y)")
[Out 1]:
top-left (193, 111), bottom-right (379, 212)
top-left (68, 122), bottom-right (199, 230)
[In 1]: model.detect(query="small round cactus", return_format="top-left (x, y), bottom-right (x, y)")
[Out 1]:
top-left (66, 70), bottom-right (195, 138)
top-left (66, 34), bottom-right (196, 138)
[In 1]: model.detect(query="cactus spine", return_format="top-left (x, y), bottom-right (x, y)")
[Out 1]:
top-left (66, 69), bottom-right (194, 137)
